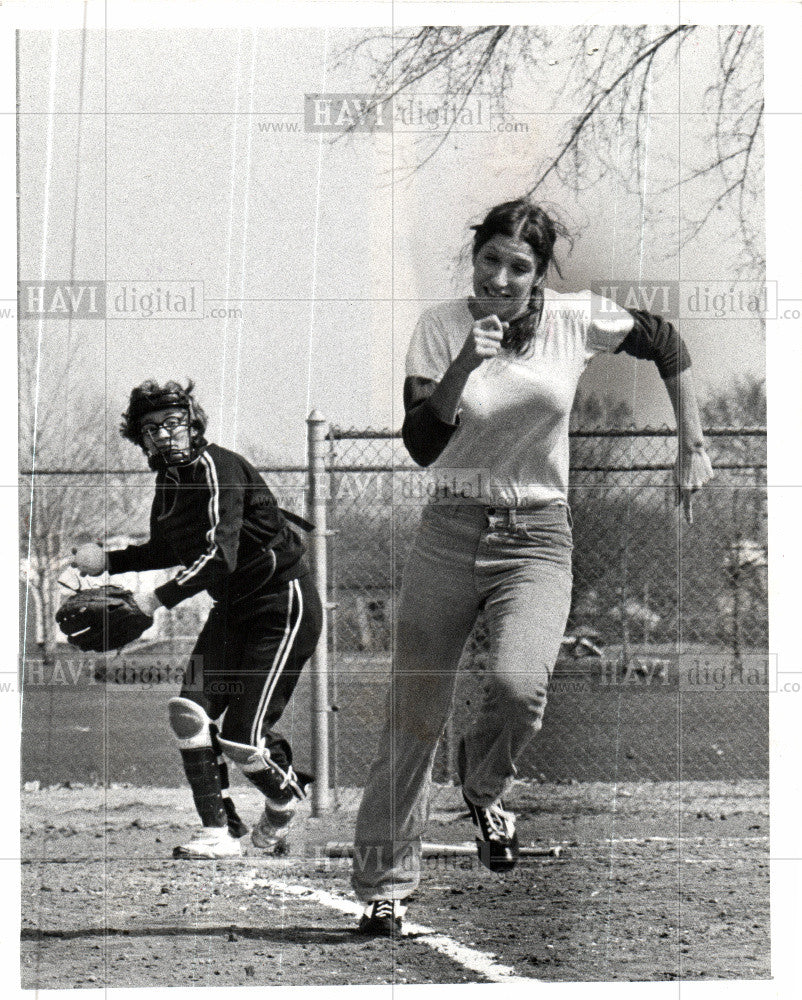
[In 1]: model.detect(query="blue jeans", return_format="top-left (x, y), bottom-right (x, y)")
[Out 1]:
top-left (352, 501), bottom-right (573, 901)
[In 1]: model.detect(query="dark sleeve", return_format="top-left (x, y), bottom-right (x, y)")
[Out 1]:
top-left (106, 495), bottom-right (178, 575)
top-left (106, 542), bottom-right (177, 576)
top-left (154, 450), bottom-right (245, 609)
top-left (614, 309), bottom-right (692, 380)
top-left (402, 376), bottom-right (459, 468)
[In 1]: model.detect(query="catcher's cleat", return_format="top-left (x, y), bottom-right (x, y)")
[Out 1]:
top-left (172, 826), bottom-right (243, 860)
top-left (251, 798), bottom-right (295, 852)
top-left (357, 900), bottom-right (406, 937)
top-left (462, 791), bottom-right (520, 873)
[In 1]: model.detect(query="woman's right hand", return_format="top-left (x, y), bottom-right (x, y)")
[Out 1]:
top-left (70, 542), bottom-right (108, 576)
top-left (456, 315), bottom-right (505, 372)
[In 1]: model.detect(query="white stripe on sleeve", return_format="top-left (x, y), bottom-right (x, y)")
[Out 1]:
top-left (175, 451), bottom-right (221, 586)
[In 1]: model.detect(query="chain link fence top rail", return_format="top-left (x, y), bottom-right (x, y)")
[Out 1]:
top-left (324, 427), bottom-right (767, 794)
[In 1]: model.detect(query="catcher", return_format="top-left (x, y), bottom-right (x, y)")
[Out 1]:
top-left (65, 380), bottom-right (322, 859)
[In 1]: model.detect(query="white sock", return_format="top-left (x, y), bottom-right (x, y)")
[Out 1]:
top-left (200, 825), bottom-right (232, 840)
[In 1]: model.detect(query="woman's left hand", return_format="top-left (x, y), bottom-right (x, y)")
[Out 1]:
top-left (673, 447), bottom-right (715, 525)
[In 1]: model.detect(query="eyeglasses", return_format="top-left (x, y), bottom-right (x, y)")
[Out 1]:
top-left (140, 415), bottom-right (188, 438)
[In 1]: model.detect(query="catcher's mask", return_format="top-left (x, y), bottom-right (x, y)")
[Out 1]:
top-left (121, 381), bottom-right (207, 470)
top-left (140, 407), bottom-right (194, 468)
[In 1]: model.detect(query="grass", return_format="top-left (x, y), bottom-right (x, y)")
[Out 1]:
top-left (20, 642), bottom-right (768, 787)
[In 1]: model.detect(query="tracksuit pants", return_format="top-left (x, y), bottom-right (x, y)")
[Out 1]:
top-left (352, 501), bottom-right (573, 901)
top-left (180, 573), bottom-right (323, 759)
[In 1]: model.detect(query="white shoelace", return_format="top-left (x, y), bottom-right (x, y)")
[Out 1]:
top-left (482, 803), bottom-right (516, 840)
top-left (247, 746), bottom-right (299, 792)
top-left (279, 765), bottom-right (298, 791)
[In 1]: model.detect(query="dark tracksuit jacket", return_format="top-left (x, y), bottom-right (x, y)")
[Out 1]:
top-left (106, 443), bottom-right (308, 617)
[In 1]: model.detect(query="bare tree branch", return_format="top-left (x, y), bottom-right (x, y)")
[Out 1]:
top-left (340, 25), bottom-right (764, 275)
top-left (533, 27), bottom-right (692, 194)
top-left (394, 27), bottom-right (511, 180)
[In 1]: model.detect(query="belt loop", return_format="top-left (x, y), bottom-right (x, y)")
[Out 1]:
top-left (508, 508), bottom-right (517, 531)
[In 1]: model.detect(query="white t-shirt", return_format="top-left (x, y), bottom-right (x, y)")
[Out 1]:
top-left (405, 290), bottom-right (630, 506)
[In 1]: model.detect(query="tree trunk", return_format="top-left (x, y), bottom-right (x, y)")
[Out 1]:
top-left (39, 566), bottom-right (58, 668)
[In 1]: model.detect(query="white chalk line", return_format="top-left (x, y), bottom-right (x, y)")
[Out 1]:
top-left (593, 835), bottom-right (768, 844)
top-left (237, 874), bottom-right (537, 985)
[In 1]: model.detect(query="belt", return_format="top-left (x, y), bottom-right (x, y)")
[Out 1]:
top-left (485, 502), bottom-right (568, 530)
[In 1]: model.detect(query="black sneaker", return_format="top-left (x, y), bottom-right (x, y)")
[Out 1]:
top-left (357, 900), bottom-right (404, 937)
top-left (456, 738), bottom-right (520, 873)
top-left (462, 791), bottom-right (520, 873)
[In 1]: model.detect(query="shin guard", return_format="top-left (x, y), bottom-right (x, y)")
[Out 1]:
top-left (179, 747), bottom-right (227, 828)
top-left (210, 724), bottom-right (249, 838)
top-left (218, 736), bottom-right (314, 804)
top-left (169, 697), bottom-right (226, 828)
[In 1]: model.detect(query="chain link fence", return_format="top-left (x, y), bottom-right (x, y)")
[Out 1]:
top-left (325, 427), bottom-right (768, 801)
top-left (20, 430), bottom-right (768, 797)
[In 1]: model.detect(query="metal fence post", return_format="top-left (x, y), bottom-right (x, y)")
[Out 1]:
top-left (306, 410), bottom-right (330, 816)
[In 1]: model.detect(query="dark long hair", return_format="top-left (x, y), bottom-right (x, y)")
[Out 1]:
top-left (471, 199), bottom-right (571, 353)
top-left (119, 379), bottom-right (208, 448)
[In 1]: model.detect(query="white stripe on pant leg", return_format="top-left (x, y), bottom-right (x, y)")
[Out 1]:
top-left (249, 582), bottom-right (294, 746)
top-left (250, 579), bottom-right (304, 747)
top-left (236, 875), bottom-right (536, 984)
top-left (249, 581), bottom-right (295, 747)
top-left (252, 579), bottom-right (303, 744)
top-left (260, 578), bottom-right (304, 720)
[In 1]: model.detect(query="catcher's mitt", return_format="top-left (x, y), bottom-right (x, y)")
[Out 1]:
top-left (55, 585), bottom-right (154, 652)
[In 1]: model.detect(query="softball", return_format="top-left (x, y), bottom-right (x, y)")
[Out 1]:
top-left (72, 543), bottom-right (107, 576)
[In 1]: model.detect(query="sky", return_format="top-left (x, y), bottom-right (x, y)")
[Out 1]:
top-left (17, 26), bottom-right (765, 464)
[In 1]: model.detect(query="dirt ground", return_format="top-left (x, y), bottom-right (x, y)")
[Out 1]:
top-left (20, 780), bottom-right (770, 987)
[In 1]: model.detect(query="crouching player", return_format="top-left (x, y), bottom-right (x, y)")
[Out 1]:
top-left (72, 380), bottom-right (322, 858)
